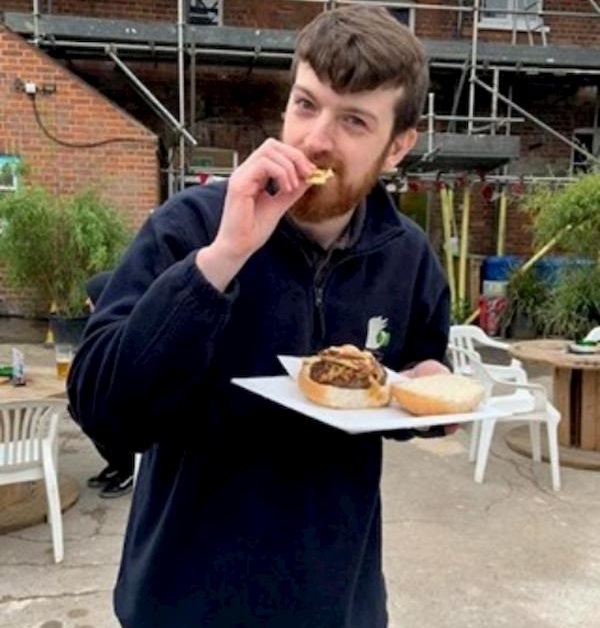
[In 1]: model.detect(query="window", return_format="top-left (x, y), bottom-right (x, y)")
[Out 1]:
top-left (0, 155), bottom-right (20, 192)
top-left (388, 6), bottom-right (416, 32)
top-left (571, 129), bottom-right (599, 175)
top-left (479, 0), bottom-right (544, 32)
top-left (188, 0), bottom-right (221, 26)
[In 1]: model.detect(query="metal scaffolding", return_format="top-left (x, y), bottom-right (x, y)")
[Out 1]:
top-left (12, 0), bottom-right (600, 186)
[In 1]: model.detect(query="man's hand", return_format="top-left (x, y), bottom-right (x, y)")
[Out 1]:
top-left (402, 359), bottom-right (459, 435)
top-left (196, 139), bottom-right (315, 291)
top-left (402, 359), bottom-right (449, 379)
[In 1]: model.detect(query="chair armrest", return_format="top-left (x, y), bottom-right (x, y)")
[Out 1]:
top-left (487, 363), bottom-right (527, 383)
top-left (485, 375), bottom-right (548, 413)
top-left (478, 336), bottom-right (510, 351)
top-left (509, 357), bottom-right (523, 369)
top-left (452, 345), bottom-right (548, 413)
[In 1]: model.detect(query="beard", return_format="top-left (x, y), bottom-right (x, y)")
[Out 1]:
top-left (287, 146), bottom-right (390, 224)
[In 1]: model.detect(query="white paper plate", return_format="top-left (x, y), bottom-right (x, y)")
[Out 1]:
top-left (232, 360), bottom-right (512, 434)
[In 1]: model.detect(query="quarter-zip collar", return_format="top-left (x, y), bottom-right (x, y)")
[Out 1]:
top-left (278, 180), bottom-right (406, 260)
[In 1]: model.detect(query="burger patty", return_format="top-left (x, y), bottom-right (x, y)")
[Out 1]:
top-left (309, 352), bottom-right (387, 389)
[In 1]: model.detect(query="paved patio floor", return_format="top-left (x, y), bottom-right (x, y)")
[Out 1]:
top-left (1, 341), bottom-right (600, 628)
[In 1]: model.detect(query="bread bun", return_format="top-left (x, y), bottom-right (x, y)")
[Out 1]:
top-left (298, 344), bottom-right (390, 409)
top-left (391, 373), bottom-right (485, 416)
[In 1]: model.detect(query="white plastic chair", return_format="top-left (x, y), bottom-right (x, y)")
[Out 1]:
top-left (584, 326), bottom-right (600, 342)
top-left (449, 324), bottom-right (530, 461)
top-left (449, 324), bottom-right (524, 379)
top-left (0, 399), bottom-right (68, 562)
top-left (452, 348), bottom-right (561, 491)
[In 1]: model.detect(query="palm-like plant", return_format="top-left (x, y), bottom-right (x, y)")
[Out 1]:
top-left (518, 171), bottom-right (600, 338)
top-left (0, 186), bottom-right (131, 317)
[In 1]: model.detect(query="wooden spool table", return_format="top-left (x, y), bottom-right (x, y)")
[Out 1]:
top-left (508, 339), bottom-right (600, 452)
top-left (0, 366), bottom-right (79, 534)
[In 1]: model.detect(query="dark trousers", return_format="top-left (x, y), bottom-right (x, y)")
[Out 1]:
top-left (93, 441), bottom-right (135, 475)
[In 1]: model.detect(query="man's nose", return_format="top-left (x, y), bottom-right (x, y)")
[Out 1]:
top-left (302, 114), bottom-right (335, 154)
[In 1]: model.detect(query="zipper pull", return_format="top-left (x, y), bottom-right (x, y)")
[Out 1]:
top-left (315, 286), bottom-right (323, 308)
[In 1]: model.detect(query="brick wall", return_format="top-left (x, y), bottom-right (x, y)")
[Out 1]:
top-left (2, 0), bottom-right (317, 26)
top-left (414, 0), bottom-right (460, 40)
top-left (1, 0), bottom-right (177, 21)
top-left (0, 26), bottom-right (159, 316)
top-left (456, 0), bottom-right (600, 47)
top-left (223, 0), bottom-right (319, 28)
top-left (2, 1), bottom-right (597, 275)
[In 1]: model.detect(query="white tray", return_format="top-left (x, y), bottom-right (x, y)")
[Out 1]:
top-left (232, 355), bottom-right (511, 434)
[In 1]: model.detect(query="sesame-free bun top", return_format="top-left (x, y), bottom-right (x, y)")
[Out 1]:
top-left (391, 373), bottom-right (485, 416)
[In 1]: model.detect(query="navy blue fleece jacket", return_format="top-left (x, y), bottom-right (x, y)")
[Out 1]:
top-left (68, 180), bottom-right (450, 628)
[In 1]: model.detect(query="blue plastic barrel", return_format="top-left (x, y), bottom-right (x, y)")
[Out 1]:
top-left (481, 256), bottom-right (521, 281)
top-left (535, 256), bottom-right (595, 286)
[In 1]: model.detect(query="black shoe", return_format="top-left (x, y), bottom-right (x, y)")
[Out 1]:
top-left (99, 472), bottom-right (134, 498)
top-left (87, 465), bottom-right (120, 489)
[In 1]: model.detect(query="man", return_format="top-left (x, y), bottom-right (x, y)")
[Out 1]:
top-left (68, 6), bottom-right (451, 627)
top-left (84, 271), bottom-right (136, 498)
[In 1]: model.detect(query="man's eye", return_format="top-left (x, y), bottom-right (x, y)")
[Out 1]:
top-left (294, 97), bottom-right (315, 111)
top-left (344, 115), bottom-right (367, 129)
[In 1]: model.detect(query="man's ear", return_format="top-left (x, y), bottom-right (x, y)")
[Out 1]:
top-left (382, 129), bottom-right (418, 172)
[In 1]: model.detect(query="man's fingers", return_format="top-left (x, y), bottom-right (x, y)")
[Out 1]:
top-left (404, 359), bottom-right (450, 378)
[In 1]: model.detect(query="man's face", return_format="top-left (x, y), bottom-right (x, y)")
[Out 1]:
top-left (281, 62), bottom-right (416, 223)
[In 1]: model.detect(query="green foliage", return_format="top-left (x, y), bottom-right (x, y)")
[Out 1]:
top-left (502, 266), bottom-right (550, 334)
top-left (539, 266), bottom-right (600, 339)
top-left (0, 186), bottom-right (131, 316)
top-left (522, 172), bottom-right (600, 259)
top-left (511, 171), bottom-right (600, 338)
top-left (451, 298), bottom-right (471, 325)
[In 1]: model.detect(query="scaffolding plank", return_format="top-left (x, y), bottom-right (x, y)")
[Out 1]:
top-left (4, 12), bottom-right (600, 71)
top-left (405, 133), bottom-right (521, 173)
top-left (3, 12), bottom-right (296, 52)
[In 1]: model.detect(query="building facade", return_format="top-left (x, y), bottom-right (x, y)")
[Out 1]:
top-left (1, 0), bottom-right (599, 316)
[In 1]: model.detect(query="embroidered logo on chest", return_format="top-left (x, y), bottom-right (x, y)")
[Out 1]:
top-left (365, 316), bottom-right (390, 351)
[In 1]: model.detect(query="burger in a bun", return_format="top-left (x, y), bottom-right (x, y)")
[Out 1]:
top-left (298, 344), bottom-right (390, 409)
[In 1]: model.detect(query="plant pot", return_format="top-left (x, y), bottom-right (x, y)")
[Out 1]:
top-left (510, 310), bottom-right (537, 340)
top-left (49, 315), bottom-right (89, 348)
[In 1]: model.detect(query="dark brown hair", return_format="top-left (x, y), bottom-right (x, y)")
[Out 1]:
top-left (292, 6), bottom-right (429, 135)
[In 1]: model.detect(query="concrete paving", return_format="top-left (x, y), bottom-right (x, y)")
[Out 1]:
top-left (2, 342), bottom-right (600, 628)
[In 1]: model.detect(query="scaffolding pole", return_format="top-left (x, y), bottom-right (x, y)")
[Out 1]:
top-left (27, 0), bottom-right (600, 193)
top-left (178, 0), bottom-right (186, 192)
top-left (32, 0), bottom-right (40, 44)
top-left (106, 48), bottom-right (197, 147)
top-left (473, 76), bottom-right (599, 164)
top-left (467, 0), bottom-right (481, 134)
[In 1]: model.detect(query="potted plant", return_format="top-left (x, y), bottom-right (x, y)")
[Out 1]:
top-left (502, 266), bottom-right (549, 339)
top-left (518, 172), bottom-right (600, 338)
top-left (539, 265), bottom-right (600, 339)
top-left (0, 185), bottom-right (131, 344)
